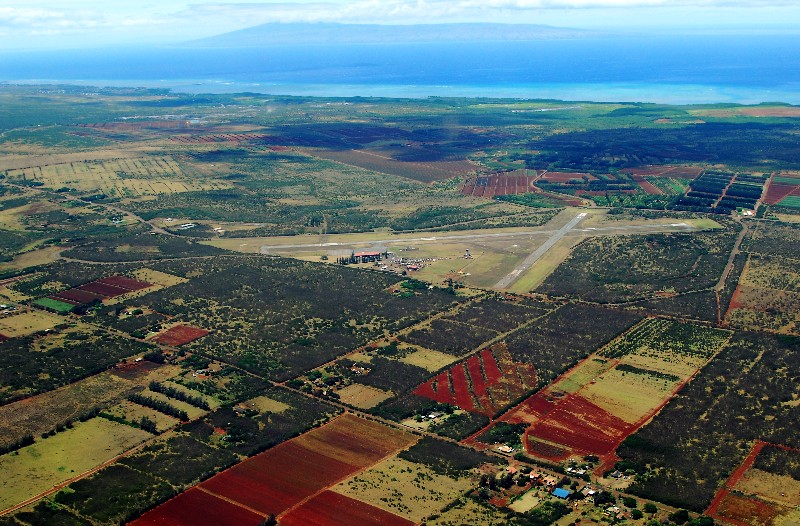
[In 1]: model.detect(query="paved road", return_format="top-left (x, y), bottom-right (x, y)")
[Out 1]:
top-left (494, 212), bottom-right (587, 290)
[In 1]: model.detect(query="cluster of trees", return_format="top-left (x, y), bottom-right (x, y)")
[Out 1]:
top-left (129, 393), bottom-right (189, 421)
top-left (149, 381), bottom-right (210, 410)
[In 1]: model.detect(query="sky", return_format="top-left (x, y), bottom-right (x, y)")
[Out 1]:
top-left (1, 0), bottom-right (799, 50)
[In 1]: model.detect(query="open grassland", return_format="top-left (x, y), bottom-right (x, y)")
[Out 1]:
top-left (426, 497), bottom-right (510, 525)
top-left (0, 310), bottom-right (63, 337)
top-left (334, 456), bottom-right (475, 522)
top-left (0, 417), bottom-right (151, 511)
top-left (398, 347), bottom-right (460, 371)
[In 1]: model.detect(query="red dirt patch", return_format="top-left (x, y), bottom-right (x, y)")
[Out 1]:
top-left (128, 487), bottom-right (264, 526)
top-left (413, 343), bottom-right (537, 417)
top-left (151, 325), bottom-right (210, 346)
top-left (633, 177), bottom-right (663, 195)
top-left (280, 491), bottom-right (414, 526)
top-left (0, 333), bottom-right (9, 343)
top-left (711, 492), bottom-right (783, 526)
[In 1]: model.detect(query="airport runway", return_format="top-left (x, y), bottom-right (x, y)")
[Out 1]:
top-left (494, 212), bottom-right (587, 290)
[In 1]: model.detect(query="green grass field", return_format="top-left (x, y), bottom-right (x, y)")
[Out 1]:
top-left (0, 417), bottom-right (151, 511)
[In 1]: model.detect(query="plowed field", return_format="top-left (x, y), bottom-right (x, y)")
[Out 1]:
top-left (280, 491), bottom-right (414, 526)
top-left (134, 414), bottom-right (417, 524)
top-left (151, 325), bottom-right (210, 346)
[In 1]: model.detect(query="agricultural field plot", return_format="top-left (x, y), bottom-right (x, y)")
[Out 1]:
top-left (617, 332), bottom-right (800, 512)
top-left (504, 318), bottom-right (730, 465)
top-left (149, 324), bottom-right (210, 346)
top-left (3, 157), bottom-right (229, 198)
top-left (414, 343), bottom-right (537, 417)
top-left (537, 225), bottom-right (736, 303)
top-left (725, 255), bottom-right (800, 335)
top-left (131, 268), bottom-right (189, 287)
top-left (0, 309), bottom-right (63, 337)
top-left (461, 170), bottom-right (541, 197)
top-left (129, 487), bottom-right (264, 526)
top-left (334, 383), bottom-right (393, 409)
top-left (707, 442), bottom-right (800, 526)
top-left (281, 490), bottom-right (415, 526)
top-left (136, 414), bottom-right (416, 523)
top-left (103, 400), bottom-right (179, 432)
top-left (398, 347), bottom-right (460, 371)
top-left (0, 362), bottom-right (177, 449)
top-left (0, 417), bottom-right (151, 511)
top-left (333, 456), bottom-right (476, 522)
top-left (763, 172), bottom-right (800, 205)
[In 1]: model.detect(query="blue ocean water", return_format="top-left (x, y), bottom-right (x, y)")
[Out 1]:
top-left (2, 36), bottom-right (800, 104)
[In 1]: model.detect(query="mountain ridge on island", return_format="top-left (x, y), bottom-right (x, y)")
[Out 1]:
top-left (184, 22), bottom-right (603, 47)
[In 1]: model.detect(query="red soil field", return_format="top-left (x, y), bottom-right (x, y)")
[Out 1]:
top-left (414, 344), bottom-right (536, 417)
top-left (200, 440), bottom-right (357, 515)
top-left (523, 394), bottom-right (634, 456)
top-left (633, 177), bottom-right (663, 195)
top-left (151, 325), bottom-right (210, 346)
top-left (193, 414), bottom-right (414, 516)
top-left (451, 364), bottom-right (478, 412)
top-left (129, 487), bottom-right (264, 526)
top-left (710, 493), bottom-right (783, 526)
top-left (481, 348), bottom-right (502, 384)
top-left (280, 491), bottom-right (415, 526)
top-left (0, 334), bottom-right (9, 343)
top-left (763, 182), bottom-right (798, 205)
top-left (706, 440), bottom-right (800, 524)
top-left (97, 276), bottom-right (152, 291)
top-left (52, 288), bottom-right (105, 305)
top-left (77, 281), bottom-right (129, 298)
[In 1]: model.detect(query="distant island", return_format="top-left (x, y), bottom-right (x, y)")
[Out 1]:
top-left (186, 22), bottom-right (600, 47)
